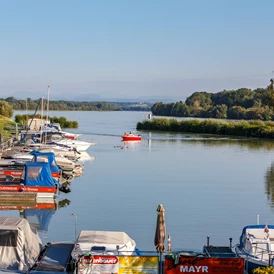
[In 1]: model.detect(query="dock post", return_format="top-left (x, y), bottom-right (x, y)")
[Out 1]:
top-left (206, 236), bottom-right (210, 247)
top-left (229, 238), bottom-right (232, 249)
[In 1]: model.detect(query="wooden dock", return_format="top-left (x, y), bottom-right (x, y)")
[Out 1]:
top-left (0, 192), bottom-right (37, 203)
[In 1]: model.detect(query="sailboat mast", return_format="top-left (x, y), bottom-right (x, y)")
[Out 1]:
top-left (46, 85), bottom-right (50, 125)
top-left (45, 85), bottom-right (50, 143)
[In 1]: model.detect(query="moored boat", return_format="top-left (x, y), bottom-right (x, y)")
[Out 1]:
top-left (0, 216), bottom-right (42, 271)
top-left (235, 223), bottom-right (274, 272)
top-left (122, 132), bottom-right (142, 141)
top-left (0, 162), bottom-right (62, 200)
top-left (73, 230), bottom-right (143, 274)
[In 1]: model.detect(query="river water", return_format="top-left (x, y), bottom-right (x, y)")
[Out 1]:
top-left (3, 111), bottom-right (274, 252)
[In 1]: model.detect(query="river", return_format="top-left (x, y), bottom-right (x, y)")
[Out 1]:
top-left (3, 111), bottom-right (274, 252)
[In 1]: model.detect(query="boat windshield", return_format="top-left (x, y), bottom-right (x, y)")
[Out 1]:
top-left (0, 230), bottom-right (18, 247)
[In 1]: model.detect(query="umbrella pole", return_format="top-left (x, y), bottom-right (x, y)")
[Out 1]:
top-left (159, 251), bottom-right (162, 274)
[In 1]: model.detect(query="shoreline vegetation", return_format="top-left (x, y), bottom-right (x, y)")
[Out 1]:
top-left (151, 80), bottom-right (274, 121)
top-left (14, 114), bottom-right (78, 129)
top-left (2, 97), bottom-right (152, 112)
top-left (137, 118), bottom-right (274, 139)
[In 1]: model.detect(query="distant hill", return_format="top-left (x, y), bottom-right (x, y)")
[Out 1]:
top-left (2, 91), bottom-right (183, 104)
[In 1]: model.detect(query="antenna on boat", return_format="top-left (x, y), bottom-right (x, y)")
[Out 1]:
top-left (70, 213), bottom-right (78, 242)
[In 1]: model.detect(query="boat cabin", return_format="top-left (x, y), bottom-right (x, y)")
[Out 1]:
top-left (240, 226), bottom-right (274, 260)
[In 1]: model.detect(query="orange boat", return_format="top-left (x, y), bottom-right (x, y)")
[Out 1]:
top-left (122, 132), bottom-right (142, 141)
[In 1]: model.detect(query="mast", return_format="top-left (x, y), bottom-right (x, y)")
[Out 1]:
top-left (46, 85), bottom-right (50, 125)
top-left (45, 85), bottom-right (50, 143)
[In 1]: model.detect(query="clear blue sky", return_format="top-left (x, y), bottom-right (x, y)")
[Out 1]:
top-left (1, 0), bottom-right (274, 100)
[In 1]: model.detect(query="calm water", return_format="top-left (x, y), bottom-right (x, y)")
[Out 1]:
top-left (4, 111), bottom-right (274, 252)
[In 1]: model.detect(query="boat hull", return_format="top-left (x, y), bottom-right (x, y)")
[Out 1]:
top-left (122, 136), bottom-right (142, 141)
top-left (0, 169), bottom-right (60, 179)
top-left (235, 246), bottom-right (269, 272)
top-left (0, 185), bottom-right (58, 199)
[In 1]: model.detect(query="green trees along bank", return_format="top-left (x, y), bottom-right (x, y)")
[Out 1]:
top-left (151, 80), bottom-right (274, 121)
top-left (137, 118), bottom-right (274, 139)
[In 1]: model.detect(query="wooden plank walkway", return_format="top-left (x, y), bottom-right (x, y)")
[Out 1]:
top-left (0, 192), bottom-right (37, 203)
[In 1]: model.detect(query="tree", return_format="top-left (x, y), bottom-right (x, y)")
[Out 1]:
top-left (0, 100), bottom-right (13, 118)
top-left (267, 78), bottom-right (274, 109)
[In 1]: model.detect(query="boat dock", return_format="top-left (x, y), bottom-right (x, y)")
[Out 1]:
top-left (0, 192), bottom-right (37, 203)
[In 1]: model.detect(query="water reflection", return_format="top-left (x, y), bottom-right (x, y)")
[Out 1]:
top-left (146, 132), bottom-right (274, 151)
top-left (0, 198), bottom-right (70, 233)
top-left (114, 141), bottom-right (142, 150)
top-left (78, 151), bottom-right (96, 162)
top-left (265, 164), bottom-right (274, 207)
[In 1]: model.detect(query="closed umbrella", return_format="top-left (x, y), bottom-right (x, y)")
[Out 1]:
top-left (154, 204), bottom-right (166, 253)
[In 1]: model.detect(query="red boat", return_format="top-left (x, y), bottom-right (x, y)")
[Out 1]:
top-left (122, 132), bottom-right (142, 141)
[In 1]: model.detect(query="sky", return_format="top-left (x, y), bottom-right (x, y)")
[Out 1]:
top-left (1, 0), bottom-right (274, 101)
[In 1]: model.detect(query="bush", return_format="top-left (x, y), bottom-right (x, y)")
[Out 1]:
top-left (253, 266), bottom-right (274, 274)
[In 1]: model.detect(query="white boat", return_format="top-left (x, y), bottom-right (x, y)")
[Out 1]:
top-left (24, 143), bottom-right (81, 159)
top-left (53, 137), bottom-right (95, 152)
top-left (20, 130), bottom-right (95, 152)
top-left (0, 216), bottom-right (42, 271)
top-left (75, 230), bottom-right (137, 255)
top-left (41, 123), bottom-right (82, 140)
top-left (73, 230), bottom-right (141, 274)
top-left (235, 223), bottom-right (274, 272)
top-left (9, 151), bottom-right (76, 173)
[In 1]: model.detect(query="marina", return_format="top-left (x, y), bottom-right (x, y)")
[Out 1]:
top-left (0, 111), bottom-right (273, 273)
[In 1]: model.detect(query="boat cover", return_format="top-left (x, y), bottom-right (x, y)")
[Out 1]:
top-left (76, 230), bottom-right (136, 255)
top-left (20, 162), bottom-right (61, 187)
top-left (0, 217), bottom-right (42, 270)
top-left (30, 151), bottom-right (60, 173)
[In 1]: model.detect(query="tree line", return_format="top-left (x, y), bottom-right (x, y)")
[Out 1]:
top-left (151, 80), bottom-right (274, 121)
top-left (0, 97), bottom-right (152, 116)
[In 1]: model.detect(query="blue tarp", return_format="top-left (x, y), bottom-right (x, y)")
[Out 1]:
top-left (30, 151), bottom-right (60, 173)
top-left (20, 162), bottom-right (61, 187)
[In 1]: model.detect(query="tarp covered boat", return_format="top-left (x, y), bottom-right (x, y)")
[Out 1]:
top-left (0, 162), bottom-right (61, 199)
top-left (0, 216), bottom-right (42, 271)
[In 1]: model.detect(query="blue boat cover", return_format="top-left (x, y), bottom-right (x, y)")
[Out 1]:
top-left (20, 162), bottom-right (61, 187)
top-left (30, 151), bottom-right (60, 173)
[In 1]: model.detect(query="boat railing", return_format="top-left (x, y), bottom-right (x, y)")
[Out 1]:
top-left (236, 247), bottom-right (274, 266)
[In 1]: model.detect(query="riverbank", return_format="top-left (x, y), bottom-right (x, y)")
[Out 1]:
top-left (136, 118), bottom-right (274, 139)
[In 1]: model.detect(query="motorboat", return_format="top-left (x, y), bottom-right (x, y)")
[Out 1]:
top-left (19, 131), bottom-right (95, 152)
top-left (0, 162), bottom-right (62, 200)
top-left (122, 132), bottom-right (142, 141)
top-left (0, 151), bottom-right (76, 184)
top-left (40, 123), bottom-right (82, 140)
top-left (9, 151), bottom-right (77, 175)
top-left (0, 216), bottom-right (42, 271)
top-left (235, 224), bottom-right (274, 272)
top-left (73, 230), bottom-right (142, 274)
